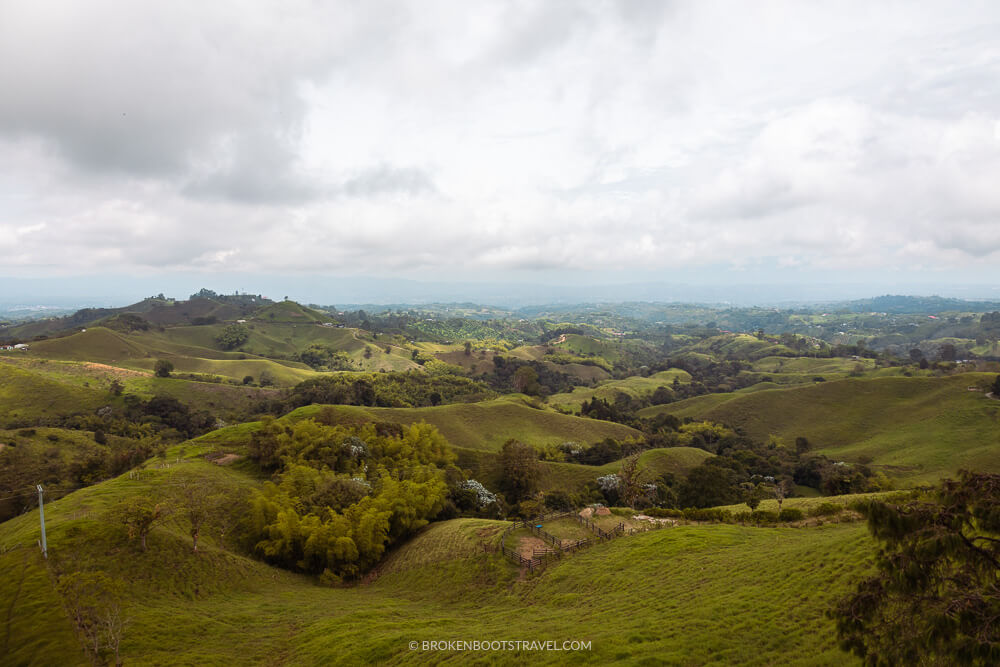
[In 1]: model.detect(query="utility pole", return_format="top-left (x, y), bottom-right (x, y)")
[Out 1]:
top-left (37, 485), bottom-right (47, 558)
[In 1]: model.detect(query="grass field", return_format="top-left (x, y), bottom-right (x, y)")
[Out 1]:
top-left (155, 323), bottom-right (417, 371)
top-left (21, 326), bottom-right (321, 386)
top-left (547, 369), bottom-right (692, 413)
top-left (455, 446), bottom-right (713, 496)
top-left (0, 357), bottom-right (281, 423)
top-left (683, 333), bottom-right (798, 361)
top-left (375, 519), bottom-right (508, 577)
top-left (0, 462), bottom-right (873, 666)
top-left (750, 356), bottom-right (875, 375)
top-left (712, 490), bottom-right (899, 514)
top-left (0, 361), bottom-right (107, 425)
top-left (640, 373), bottom-right (1000, 485)
top-left (290, 397), bottom-right (642, 452)
top-left (550, 333), bottom-right (625, 363)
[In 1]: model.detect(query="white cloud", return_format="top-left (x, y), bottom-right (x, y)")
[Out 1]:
top-left (1, 1), bottom-right (1000, 285)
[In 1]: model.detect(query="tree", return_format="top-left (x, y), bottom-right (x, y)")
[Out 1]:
top-left (109, 378), bottom-right (124, 396)
top-left (215, 323), bottom-right (250, 350)
top-left (243, 375), bottom-right (254, 385)
top-left (499, 439), bottom-right (540, 502)
top-left (744, 483), bottom-right (767, 511)
top-left (153, 359), bottom-right (174, 378)
top-left (831, 472), bottom-right (1000, 665)
top-left (773, 479), bottom-right (788, 513)
top-left (364, 346), bottom-right (373, 359)
top-left (173, 474), bottom-right (216, 552)
top-left (512, 366), bottom-right (540, 395)
top-left (464, 341), bottom-right (472, 356)
top-left (678, 462), bottom-right (739, 508)
top-left (619, 453), bottom-right (652, 508)
top-left (58, 571), bottom-right (126, 666)
top-left (118, 496), bottom-right (166, 551)
top-left (991, 374), bottom-right (1000, 396)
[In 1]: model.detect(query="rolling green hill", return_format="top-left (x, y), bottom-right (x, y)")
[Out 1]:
top-left (672, 333), bottom-right (799, 362)
top-left (536, 446), bottom-right (712, 493)
top-left (641, 374), bottom-right (1000, 485)
top-left (252, 300), bottom-right (330, 323)
top-left (0, 457), bottom-right (873, 666)
top-left (0, 357), bottom-right (280, 424)
top-left (22, 327), bottom-right (319, 386)
top-left (290, 397), bottom-right (642, 452)
top-left (547, 369), bottom-right (691, 413)
top-left (0, 362), bottom-right (107, 426)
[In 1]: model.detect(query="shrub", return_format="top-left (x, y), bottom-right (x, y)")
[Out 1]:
top-left (809, 502), bottom-right (844, 517)
top-left (778, 508), bottom-right (805, 522)
top-left (644, 507), bottom-right (684, 518)
top-left (682, 508), bottom-right (732, 523)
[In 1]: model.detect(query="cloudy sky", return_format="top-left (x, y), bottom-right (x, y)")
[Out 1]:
top-left (2, 1), bottom-right (1000, 302)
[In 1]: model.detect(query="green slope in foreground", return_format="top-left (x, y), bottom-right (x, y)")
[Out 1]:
top-left (641, 373), bottom-right (1000, 485)
top-left (0, 459), bottom-right (872, 665)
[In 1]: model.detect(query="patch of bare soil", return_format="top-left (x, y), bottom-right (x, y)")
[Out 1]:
top-left (212, 454), bottom-right (242, 466)
top-left (82, 363), bottom-right (147, 378)
top-left (517, 536), bottom-right (547, 560)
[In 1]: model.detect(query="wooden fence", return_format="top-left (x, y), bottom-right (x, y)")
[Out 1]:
top-left (496, 510), bottom-right (629, 571)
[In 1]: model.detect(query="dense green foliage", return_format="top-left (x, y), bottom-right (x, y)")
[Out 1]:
top-left (832, 472), bottom-right (1000, 665)
top-left (284, 371), bottom-right (496, 409)
top-left (244, 417), bottom-right (456, 579)
top-left (215, 323), bottom-right (250, 350)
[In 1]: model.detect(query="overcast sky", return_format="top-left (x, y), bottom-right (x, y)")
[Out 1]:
top-left (2, 1), bottom-right (1000, 302)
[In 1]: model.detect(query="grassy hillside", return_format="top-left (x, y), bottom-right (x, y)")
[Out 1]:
top-left (680, 333), bottom-right (798, 362)
top-left (290, 397), bottom-right (642, 452)
top-left (127, 356), bottom-right (316, 386)
top-left (547, 369), bottom-right (691, 413)
top-left (0, 459), bottom-right (872, 666)
top-left (23, 327), bottom-right (318, 386)
top-left (535, 447), bottom-right (712, 494)
top-left (0, 549), bottom-right (86, 665)
top-left (252, 300), bottom-right (330, 323)
top-left (154, 323), bottom-right (419, 373)
top-left (0, 362), bottom-right (107, 425)
top-left (453, 445), bottom-right (711, 496)
top-left (375, 518), bottom-right (508, 577)
top-left (750, 356), bottom-right (876, 375)
top-left (0, 357), bottom-right (279, 424)
top-left (551, 333), bottom-right (624, 363)
top-left (642, 374), bottom-right (1000, 485)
